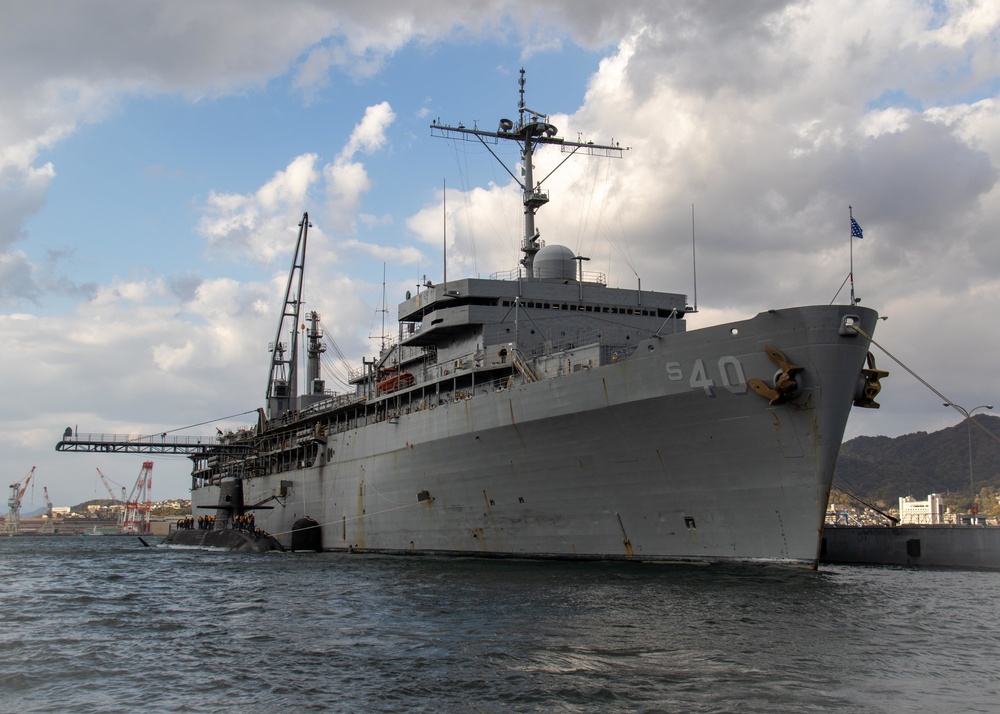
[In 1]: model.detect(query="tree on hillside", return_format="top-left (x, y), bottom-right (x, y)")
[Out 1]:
top-left (835, 414), bottom-right (1000, 509)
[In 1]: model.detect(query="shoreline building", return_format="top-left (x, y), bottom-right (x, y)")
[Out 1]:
top-left (898, 494), bottom-right (944, 525)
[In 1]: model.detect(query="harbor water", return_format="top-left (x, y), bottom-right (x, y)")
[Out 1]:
top-left (2, 535), bottom-right (998, 713)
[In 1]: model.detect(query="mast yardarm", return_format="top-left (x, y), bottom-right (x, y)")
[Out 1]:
top-left (430, 68), bottom-right (627, 277)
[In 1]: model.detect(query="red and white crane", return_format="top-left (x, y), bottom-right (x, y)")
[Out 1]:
top-left (121, 461), bottom-right (153, 535)
top-left (3, 466), bottom-right (36, 535)
top-left (96, 467), bottom-right (127, 527)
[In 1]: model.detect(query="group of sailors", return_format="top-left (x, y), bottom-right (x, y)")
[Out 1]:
top-left (173, 512), bottom-right (267, 539)
top-left (174, 516), bottom-right (211, 530)
top-left (235, 513), bottom-right (267, 539)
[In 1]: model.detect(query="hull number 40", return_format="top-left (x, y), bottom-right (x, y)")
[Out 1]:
top-left (666, 357), bottom-right (748, 396)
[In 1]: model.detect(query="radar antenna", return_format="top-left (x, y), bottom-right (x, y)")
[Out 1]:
top-left (430, 68), bottom-right (627, 277)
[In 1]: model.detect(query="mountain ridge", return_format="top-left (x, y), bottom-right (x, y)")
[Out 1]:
top-left (835, 414), bottom-right (1000, 508)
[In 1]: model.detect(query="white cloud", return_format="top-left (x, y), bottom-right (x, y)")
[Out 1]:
top-left (198, 154), bottom-right (320, 262)
top-left (324, 102), bottom-right (396, 233)
top-left (196, 100), bottom-right (398, 258)
top-left (339, 102), bottom-right (396, 159)
top-left (323, 160), bottom-right (373, 234)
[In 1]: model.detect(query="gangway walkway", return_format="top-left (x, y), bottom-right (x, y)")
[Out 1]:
top-left (55, 432), bottom-right (253, 456)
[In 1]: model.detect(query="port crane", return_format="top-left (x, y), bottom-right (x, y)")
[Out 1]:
top-left (40, 486), bottom-right (55, 534)
top-left (3, 466), bottom-right (36, 535)
top-left (96, 467), bottom-right (127, 527)
top-left (121, 461), bottom-right (153, 535)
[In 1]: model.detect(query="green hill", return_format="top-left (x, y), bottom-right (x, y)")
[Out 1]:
top-left (834, 414), bottom-right (1000, 515)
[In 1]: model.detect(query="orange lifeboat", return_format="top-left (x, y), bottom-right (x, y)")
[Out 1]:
top-left (377, 371), bottom-right (414, 395)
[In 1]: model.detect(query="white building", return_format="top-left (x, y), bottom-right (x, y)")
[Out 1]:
top-left (898, 493), bottom-right (944, 524)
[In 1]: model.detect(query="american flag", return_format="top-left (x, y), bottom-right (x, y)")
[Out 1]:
top-left (850, 217), bottom-right (864, 239)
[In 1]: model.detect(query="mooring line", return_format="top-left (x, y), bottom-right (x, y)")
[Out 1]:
top-left (266, 499), bottom-right (425, 538)
top-left (853, 324), bottom-right (1000, 445)
top-left (142, 410), bottom-right (259, 438)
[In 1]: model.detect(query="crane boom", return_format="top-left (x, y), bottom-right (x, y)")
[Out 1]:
top-left (97, 468), bottom-right (125, 503)
top-left (97, 467), bottom-right (127, 527)
top-left (121, 461), bottom-right (153, 535)
top-left (41, 486), bottom-right (54, 534)
top-left (16, 466), bottom-right (35, 501)
top-left (4, 466), bottom-right (36, 535)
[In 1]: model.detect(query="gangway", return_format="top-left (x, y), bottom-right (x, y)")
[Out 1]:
top-left (56, 431), bottom-right (252, 456)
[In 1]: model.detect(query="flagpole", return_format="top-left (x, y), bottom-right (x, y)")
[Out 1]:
top-left (849, 205), bottom-right (855, 305)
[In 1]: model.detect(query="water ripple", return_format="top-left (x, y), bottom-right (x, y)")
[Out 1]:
top-left (2, 538), bottom-right (999, 712)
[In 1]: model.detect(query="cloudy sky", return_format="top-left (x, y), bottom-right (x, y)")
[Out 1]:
top-left (3, 1), bottom-right (1000, 507)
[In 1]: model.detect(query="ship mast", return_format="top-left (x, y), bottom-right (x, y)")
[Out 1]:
top-left (266, 213), bottom-right (311, 418)
top-left (431, 68), bottom-right (625, 276)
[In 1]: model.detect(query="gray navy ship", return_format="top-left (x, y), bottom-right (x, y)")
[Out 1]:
top-left (59, 71), bottom-right (888, 565)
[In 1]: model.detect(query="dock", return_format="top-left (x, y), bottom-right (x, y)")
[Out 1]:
top-left (821, 525), bottom-right (1000, 570)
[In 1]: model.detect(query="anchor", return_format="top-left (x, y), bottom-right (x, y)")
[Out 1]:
top-left (748, 344), bottom-right (803, 405)
top-left (854, 351), bottom-right (888, 408)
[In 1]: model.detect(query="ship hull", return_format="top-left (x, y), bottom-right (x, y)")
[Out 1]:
top-left (194, 305), bottom-right (878, 565)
